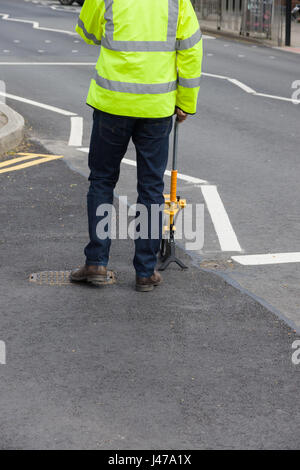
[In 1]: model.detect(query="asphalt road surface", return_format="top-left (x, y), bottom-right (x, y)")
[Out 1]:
top-left (0, 0), bottom-right (299, 450)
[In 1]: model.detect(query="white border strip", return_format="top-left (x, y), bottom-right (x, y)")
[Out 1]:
top-left (68, 116), bottom-right (83, 146)
top-left (232, 253), bottom-right (300, 265)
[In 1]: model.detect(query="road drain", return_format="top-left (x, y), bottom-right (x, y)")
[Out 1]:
top-left (29, 271), bottom-right (116, 286)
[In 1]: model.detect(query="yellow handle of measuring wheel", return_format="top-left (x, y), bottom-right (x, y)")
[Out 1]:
top-left (170, 170), bottom-right (178, 203)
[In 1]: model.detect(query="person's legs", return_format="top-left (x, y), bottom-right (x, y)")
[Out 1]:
top-left (132, 116), bottom-right (173, 278)
top-left (84, 109), bottom-right (134, 266)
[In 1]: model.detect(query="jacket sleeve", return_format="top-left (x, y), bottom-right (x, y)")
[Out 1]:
top-left (76, 0), bottom-right (105, 45)
top-left (176, 0), bottom-right (203, 114)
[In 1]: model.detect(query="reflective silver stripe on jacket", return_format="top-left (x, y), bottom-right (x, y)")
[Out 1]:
top-left (77, 18), bottom-right (101, 45)
top-left (178, 76), bottom-right (201, 88)
top-left (176, 29), bottom-right (202, 51)
top-left (102, 0), bottom-right (179, 52)
top-left (94, 72), bottom-right (177, 94)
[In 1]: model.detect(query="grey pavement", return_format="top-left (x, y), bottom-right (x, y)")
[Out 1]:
top-left (0, 142), bottom-right (299, 449)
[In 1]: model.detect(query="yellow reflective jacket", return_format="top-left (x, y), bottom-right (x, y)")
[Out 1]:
top-left (76, 0), bottom-right (203, 118)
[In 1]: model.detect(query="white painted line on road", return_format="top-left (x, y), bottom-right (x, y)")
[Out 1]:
top-left (68, 117), bottom-right (83, 147)
top-left (77, 148), bottom-right (208, 184)
top-left (227, 78), bottom-right (256, 94)
top-left (201, 185), bottom-right (242, 252)
top-left (232, 253), bottom-right (300, 265)
top-left (0, 13), bottom-right (77, 36)
top-left (254, 92), bottom-right (300, 104)
top-left (0, 90), bottom-right (76, 116)
top-left (202, 72), bottom-right (300, 104)
top-left (202, 72), bottom-right (228, 80)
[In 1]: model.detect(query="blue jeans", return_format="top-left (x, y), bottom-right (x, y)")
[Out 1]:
top-left (84, 109), bottom-right (173, 278)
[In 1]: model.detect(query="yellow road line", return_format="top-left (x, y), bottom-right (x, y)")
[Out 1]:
top-left (0, 153), bottom-right (64, 169)
top-left (17, 153), bottom-right (64, 158)
top-left (0, 155), bottom-right (63, 174)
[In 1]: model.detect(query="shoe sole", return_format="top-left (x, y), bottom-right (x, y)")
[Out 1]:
top-left (135, 282), bottom-right (161, 292)
top-left (71, 271), bottom-right (116, 286)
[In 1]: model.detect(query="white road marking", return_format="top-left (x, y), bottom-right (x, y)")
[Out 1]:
top-left (238, 54), bottom-right (245, 58)
top-left (13, 40), bottom-right (20, 43)
top-left (227, 78), bottom-right (255, 94)
top-left (201, 185), bottom-right (242, 252)
top-left (0, 90), bottom-right (76, 116)
top-left (0, 13), bottom-right (77, 36)
top-left (68, 117), bottom-right (83, 147)
top-left (232, 253), bottom-right (300, 265)
top-left (207, 53), bottom-right (214, 56)
top-left (202, 72), bottom-right (300, 104)
top-left (254, 92), bottom-right (300, 103)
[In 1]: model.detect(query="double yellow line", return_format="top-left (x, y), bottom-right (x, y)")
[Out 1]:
top-left (0, 153), bottom-right (63, 174)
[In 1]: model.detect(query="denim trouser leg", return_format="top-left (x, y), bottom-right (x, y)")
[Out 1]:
top-left (132, 117), bottom-right (173, 278)
top-left (84, 110), bottom-right (132, 266)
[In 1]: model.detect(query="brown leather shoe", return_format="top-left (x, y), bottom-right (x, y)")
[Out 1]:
top-left (71, 265), bottom-right (109, 286)
top-left (136, 271), bottom-right (162, 292)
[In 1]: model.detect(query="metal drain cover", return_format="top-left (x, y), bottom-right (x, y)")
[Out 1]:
top-left (29, 270), bottom-right (116, 286)
top-left (30, 271), bottom-right (72, 286)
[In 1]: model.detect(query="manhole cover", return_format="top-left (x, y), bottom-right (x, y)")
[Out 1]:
top-left (29, 271), bottom-right (116, 286)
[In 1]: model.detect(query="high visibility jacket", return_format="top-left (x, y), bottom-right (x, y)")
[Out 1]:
top-left (76, 0), bottom-right (203, 118)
